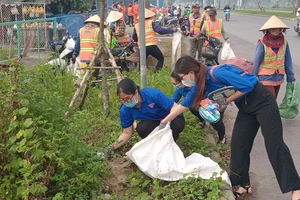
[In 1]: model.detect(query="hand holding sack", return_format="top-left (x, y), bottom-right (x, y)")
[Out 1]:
top-left (279, 81), bottom-right (300, 119)
top-left (221, 42), bottom-right (235, 60)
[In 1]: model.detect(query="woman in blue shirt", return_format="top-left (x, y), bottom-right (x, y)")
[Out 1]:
top-left (161, 55), bottom-right (300, 199)
top-left (171, 71), bottom-right (226, 143)
top-left (109, 78), bottom-right (185, 151)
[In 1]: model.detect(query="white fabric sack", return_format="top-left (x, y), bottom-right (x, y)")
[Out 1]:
top-left (172, 30), bottom-right (182, 69)
top-left (126, 123), bottom-right (231, 185)
top-left (221, 42), bottom-right (235, 60)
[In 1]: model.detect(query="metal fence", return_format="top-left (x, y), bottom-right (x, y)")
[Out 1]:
top-left (0, 2), bottom-right (50, 53)
top-left (0, 17), bottom-right (57, 59)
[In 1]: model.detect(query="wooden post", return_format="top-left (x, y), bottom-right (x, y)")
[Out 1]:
top-left (100, 0), bottom-right (110, 115)
top-left (66, 0), bottom-right (123, 115)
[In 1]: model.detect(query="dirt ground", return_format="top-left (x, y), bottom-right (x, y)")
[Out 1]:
top-left (106, 157), bottom-right (135, 197)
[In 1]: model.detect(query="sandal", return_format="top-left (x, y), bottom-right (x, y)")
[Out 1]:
top-left (234, 185), bottom-right (252, 199)
top-left (198, 121), bottom-right (206, 129)
top-left (219, 137), bottom-right (226, 144)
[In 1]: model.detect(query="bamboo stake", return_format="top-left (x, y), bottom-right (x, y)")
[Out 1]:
top-left (76, 66), bottom-right (121, 70)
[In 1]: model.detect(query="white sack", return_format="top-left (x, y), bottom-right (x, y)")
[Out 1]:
top-left (172, 30), bottom-right (182, 69)
top-left (221, 42), bottom-right (235, 60)
top-left (126, 123), bottom-right (231, 185)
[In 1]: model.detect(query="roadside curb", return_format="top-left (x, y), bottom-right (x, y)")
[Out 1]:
top-left (205, 129), bottom-right (235, 200)
top-left (232, 11), bottom-right (297, 20)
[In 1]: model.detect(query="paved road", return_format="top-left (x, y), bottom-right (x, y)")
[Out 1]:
top-left (219, 12), bottom-right (300, 200)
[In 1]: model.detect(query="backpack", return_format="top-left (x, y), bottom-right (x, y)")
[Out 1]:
top-left (210, 57), bottom-right (254, 82)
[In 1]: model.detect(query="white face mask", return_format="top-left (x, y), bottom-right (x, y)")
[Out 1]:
top-left (182, 73), bottom-right (195, 87)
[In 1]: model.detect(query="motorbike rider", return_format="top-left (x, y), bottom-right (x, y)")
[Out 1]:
top-left (106, 10), bottom-right (131, 48)
top-left (204, 5), bottom-right (212, 21)
top-left (132, 8), bottom-right (177, 72)
top-left (294, 7), bottom-right (300, 32)
top-left (184, 5), bottom-right (191, 18)
top-left (201, 8), bottom-right (229, 44)
top-left (201, 8), bottom-right (228, 64)
top-left (185, 3), bottom-right (205, 61)
top-left (223, 4), bottom-right (231, 11)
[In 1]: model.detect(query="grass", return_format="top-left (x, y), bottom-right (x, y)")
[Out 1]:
top-left (0, 37), bottom-right (231, 199)
top-left (233, 9), bottom-right (296, 18)
top-left (0, 48), bottom-right (18, 60)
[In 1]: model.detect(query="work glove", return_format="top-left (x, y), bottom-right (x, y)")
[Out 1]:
top-left (97, 145), bottom-right (114, 158)
top-left (158, 121), bottom-right (168, 130)
top-left (71, 55), bottom-right (76, 64)
top-left (225, 37), bottom-right (230, 43)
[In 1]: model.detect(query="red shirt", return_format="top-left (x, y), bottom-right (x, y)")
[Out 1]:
top-left (128, 7), bottom-right (133, 16)
top-left (119, 6), bottom-right (126, 20)
top-left (132, 4), bottom-right (138, 15)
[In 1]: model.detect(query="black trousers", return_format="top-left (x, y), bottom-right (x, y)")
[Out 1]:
top-left (128, 16), bottom-right (134, 26)
top-left (146, 45), bottom-right (164, 71)
top-left (189, 107), bottom-right (226, 141)
top-left (136, 114), bottom-right (185, 141)
top-left (230, 83), bottom-right (300, 193)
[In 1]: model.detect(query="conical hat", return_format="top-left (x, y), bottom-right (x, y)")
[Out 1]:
top-left (106, 11), bottom-right (123, 22)
top-left (137, 8), bottom-right (155, 19)
top-left (84, 15), bottom-right (100, 24)
top-left (259, 15), bottom-right (289, 31)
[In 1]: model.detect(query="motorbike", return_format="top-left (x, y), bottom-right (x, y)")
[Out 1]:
top-left (156, 14), bottom-right (179, 27)
top-left (199, 34), bottom-right (223, 66)
top-left (224, 9), bottom-right (230, 21)
top-left (47, 32), bottom-right (76, 71)
top-left (110, 39), bottom-right (138, 72)
top-left (293, 8), bottom-right (300, 36)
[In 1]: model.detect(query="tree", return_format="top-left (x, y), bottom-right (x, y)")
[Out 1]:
top-left (293, 0), bottom-right (299, 13)
top-left (47, 0), bottom-right (93, 14)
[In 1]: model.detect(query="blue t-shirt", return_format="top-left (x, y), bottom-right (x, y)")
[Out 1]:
top-left (171, 87), bottom-right (192, 103)
top-left (181, 65), bottom-right (259, 107)
top-left (120, 88), bottom-right (175, 128)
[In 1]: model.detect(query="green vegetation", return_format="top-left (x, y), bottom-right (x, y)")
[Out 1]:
top-left (0, 56), bottom-right (228, 199)
top-left (233, 9), bottom-right (295, 18)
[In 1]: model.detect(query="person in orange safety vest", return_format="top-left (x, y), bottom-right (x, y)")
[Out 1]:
top-left (201, 8), bottom-right (228, 44)
top-left (106, 10), bottom-right (131, 48)
top-left (253, 15), bottom-right (296, 99)
top-left (73, 15), bottom-right (101, 63)
top-left (132, 8), bottom-right (177, 72)
top-left (185, 4), bottom-right (205, 61)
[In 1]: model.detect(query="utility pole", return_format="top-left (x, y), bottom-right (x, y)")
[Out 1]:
top-left (138, 0), bottom-right (147, 88)
top-left (157, 0), bottom-right (160, 7)
top-left (145, 0), bottom-right (150, 8)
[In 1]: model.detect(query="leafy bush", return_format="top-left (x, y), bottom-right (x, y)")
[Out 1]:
top-left (123, 170), bottom-right (225, 200)
top-left (0, 63), bottom-right (109, 199)
top-left (0, 60), bottom-right (228, 199)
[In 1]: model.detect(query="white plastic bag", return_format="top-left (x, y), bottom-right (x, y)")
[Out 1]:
top-left (221, 42), bottom-right (235, 60)
top-left (126, 123), bottom-right (231, 185)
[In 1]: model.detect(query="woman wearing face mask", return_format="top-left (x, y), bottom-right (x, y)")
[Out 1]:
top-left (171, 71), bottom-right (205, 128)
top-left (171, 70), bottom-right (226, 142)
top-left (161, 55), bottom-right (300, 199)
top-left (110, 78), bottom-right (185, 151)
top-left (254, 15), bottom-right (296, 99)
